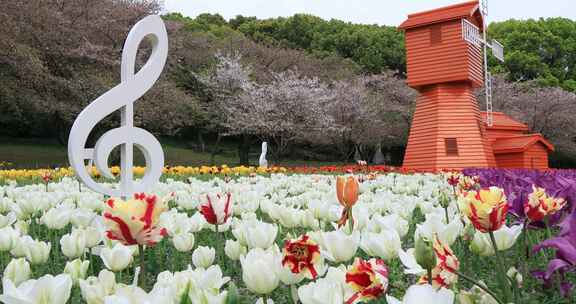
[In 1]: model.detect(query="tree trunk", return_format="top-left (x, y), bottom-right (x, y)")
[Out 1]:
top-left (238, 134), bottom-right (250, 166)
top-left (210, 134), bottom-right (222, 165)
top-left (197, 130), bottom-right (206, 152)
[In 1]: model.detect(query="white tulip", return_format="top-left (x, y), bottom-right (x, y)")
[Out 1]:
top-left (255, 298), bottom-right (275, 304)
top-left (161, 211), bottom-right (193, 236)
top-left (308, 200), bottom-right (331, 221)
top-left (79, 269), bottom-right (117, 304)
top-left (3, 258), bottom-right (31, 286)
top-left (9, 236), bottom-right (29, 258)
top-left (240, 246), bottom-right (281, 295)
top-left (360, 230), bottom-right (401, 261)
top-left (100, 243), bottom-right (133, 272)
top-left (507, 266), bottom-right (523, 287)
top-left (98, 269), bottom-right (117, 295)
top-left (370, 213), bottom-right (409, 238)
top-left (0, 212), bottom-right (16, 228)
top-left (104, 285), bottom-right (172, 304)
top-left (189, 212), bottom-right (207, 233)
top-left (276, 206), bottom-right (303, 228)
top-left (457, 284), bottom-right (499, 304)
top-left (233, 220), bottom-right (278, 249)
top-left (224, 239), bottom-right (246, 261)
top-left (321, 229), bottom-right (360, 263)
top-left (14, 220), bottom-right (29, 235)
top-left (0, 197), bottom-right (11, 213)
top-left (41, 206), bottom-right (72, 230)
top-left (298, 279), bottom-right (344, 304)
top-left (398, 248), bottom-right (425, 275)
top-left (386, 284), bottom-right (455, 304)
top-left (60, 229), bottom-right (87, 259)
top-left (470, 225), bottom-right (522, 257)
top-left (279, 265), bottom-right (306, 285)
top-left (0, 274), bottom-right (73, 304)
top-left (351, 206), bottom-right (370, 231)
top-left (415, 213), bottom-right (462, 246)
top-left (189, 289), bottom-right (228, 304)
top-left (192, 246), bottom-right (215, 269)
top-left (64, 259), bottom-right (90, 285)
top-left (302, 210), bottom-right (320, 230)
top-left (79, 276), bottom-right (107, 304)
top-left (15, 197), bottom-right (40, 219)
top-left (25, 239), bottom-right (51, 265)
top-left (82, 226), bottom-right (104, 248)
top-left (172, 233), bottom-right (195, 252)
top-left (0, 226), bottom-right (19, 252)
top-left (70, 209), bottom-right (96, 228)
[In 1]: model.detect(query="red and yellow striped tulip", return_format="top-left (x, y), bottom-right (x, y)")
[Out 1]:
top-left (524, 185), bottom-right (566, 222)
top-left (457, 175), bottom-right (480, 194)
top-left (345, 258), bottom-right (389, 304)
top-left (282, 234), bottom-right (322, 280)
top-left (103, 193), bottom-right (168, 246)
top-left (461, 187), bottom-right (508, 233)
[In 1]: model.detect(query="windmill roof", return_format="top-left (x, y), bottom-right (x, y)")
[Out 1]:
top-left (482, 112), bottom-right (529, 131)
top-left (492, 134), bottom-right (555, 154)
top-left (399, 1), bottom-right (482, 29)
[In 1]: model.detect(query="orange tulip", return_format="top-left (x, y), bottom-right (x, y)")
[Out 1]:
top-left (336, 176), bottom-right (359, 229)
top-left (336, 176), bottom-right (359, 208)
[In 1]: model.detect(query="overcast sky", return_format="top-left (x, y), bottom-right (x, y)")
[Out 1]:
top-left (164, 0), bottom-right (575, 26)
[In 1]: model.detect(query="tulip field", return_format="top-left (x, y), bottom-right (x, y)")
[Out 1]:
top-left (0, 167), bottom-right (575, 303)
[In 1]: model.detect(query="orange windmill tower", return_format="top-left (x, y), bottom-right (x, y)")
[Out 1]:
top-left (400, 0), bottom-right (500, 171)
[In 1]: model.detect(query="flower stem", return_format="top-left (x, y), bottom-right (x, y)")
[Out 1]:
top-left (138, 244), bottom-right (145, 288)
top-left (521, 219), bottom-right (529, 279)
top-left (455, 270), bottom-right (504, 304)
top-left (488, 231), bottom-right (511, 302)
top-left (544, 216), bottom-right (553, 240)
top-left (262, 294), bottom-right (268, 304)
top-left (444, 207), bottom-right (450, 224)
top-left (427, 267), bottom-right (433, 285)
top-left (347, 208), bottom-right (354, 232)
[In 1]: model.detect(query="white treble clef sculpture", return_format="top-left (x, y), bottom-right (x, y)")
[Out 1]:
top-left (68, 15), bottom-right (167, 198)
top-left (259, 141), bottom-right (268, 168)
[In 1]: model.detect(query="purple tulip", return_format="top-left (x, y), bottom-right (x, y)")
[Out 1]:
top-left (532, 210), bottom-right (576, 297)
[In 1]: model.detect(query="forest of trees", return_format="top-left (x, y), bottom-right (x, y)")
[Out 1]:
top-left (0, 0), bottom-right (575, 166)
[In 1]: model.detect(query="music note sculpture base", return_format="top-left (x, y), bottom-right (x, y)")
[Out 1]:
top-left (68, 15), bottom-right (168, 198)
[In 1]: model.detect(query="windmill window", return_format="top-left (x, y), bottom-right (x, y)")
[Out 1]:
top-left (445, 138), bottom-right (459, 156)
top-left (430, 25), bottom-right (443, 45)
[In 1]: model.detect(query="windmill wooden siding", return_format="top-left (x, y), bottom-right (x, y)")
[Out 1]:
top-left (524, 144), bottom-right (550, 168)
top-left (402, 83), bottom-right (496, 170)
top-left (399, 0), bottom-right (554, 171)
top-left (491, 134), bottom-right (554, 169)
top-left (404, 19), bottom-right (484, 88)
top-left (495, 144), bottom-right (549, 169)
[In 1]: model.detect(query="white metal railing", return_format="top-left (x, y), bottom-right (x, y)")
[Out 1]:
top-left (491, 40), bottom-right (505, 62)
top-left (462, 19), bottom-right (482, 48)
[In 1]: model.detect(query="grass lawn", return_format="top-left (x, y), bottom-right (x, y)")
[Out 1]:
top-left (0, 137), bottom-right (343, 169)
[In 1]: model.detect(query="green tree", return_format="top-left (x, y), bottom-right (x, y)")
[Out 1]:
top-left (489, 18), bottom-right (576, 91)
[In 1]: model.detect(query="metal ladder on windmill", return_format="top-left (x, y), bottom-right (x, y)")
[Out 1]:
top-left (461, 0), bottom-right (504, 127)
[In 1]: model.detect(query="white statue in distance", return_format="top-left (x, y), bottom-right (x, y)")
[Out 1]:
top-left (67, 15), bottom-right (168, 198)
top-left (259, 142), bottom-right (268, 168)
